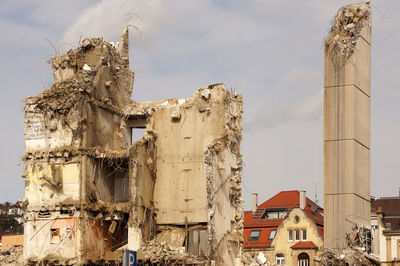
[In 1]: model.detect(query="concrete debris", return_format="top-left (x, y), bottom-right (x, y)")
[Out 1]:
top-left (82, 64), bottom-right (91, 71)
top-left (0, 246), bottom-right (24, 266)
top-left (137, 240), bottom-right (207, 265)
top-left (315, 248), bottom-right (379, 266)
top-left (325, 2), bottom-right (370, 58)
top-left (22, 27), bottom-right (243, 265)
top-left (346, 224), bottom-right (372, 253)
top-left (316, 225), bottom-right (379, 266)
top-left (256, 252), bottom-right (267, 264)
top-left (241, 252), bottom-right (271, 266)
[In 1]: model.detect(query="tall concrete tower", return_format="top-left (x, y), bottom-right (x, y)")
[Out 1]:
top-left (324, 2), bottom-right (371, 249)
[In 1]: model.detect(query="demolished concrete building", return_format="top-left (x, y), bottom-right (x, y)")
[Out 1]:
top-left (22, 28), bottom-right (244, 265)
top-left (324, 1), bottom-right (371, 250)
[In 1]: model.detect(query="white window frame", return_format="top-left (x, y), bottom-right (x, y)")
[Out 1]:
top-left (248, 230), bottom-right (261, 241)
top-left (276, 254), bottom-right (285, 264)
top-left (288, 229), bottom-right (293, 241)
top-left (295, 229), bottom-right (300, 241)
top-left (302, 229), bottom-right (307, 241)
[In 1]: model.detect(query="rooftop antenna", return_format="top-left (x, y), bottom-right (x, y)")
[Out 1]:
top-left (314, 143), bottom-right (318, 203)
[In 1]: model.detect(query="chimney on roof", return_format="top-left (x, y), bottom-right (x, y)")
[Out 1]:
top-left (300, 190), bottom-right (306, 210)
top-left (252, 193), bottom-right (258, 214)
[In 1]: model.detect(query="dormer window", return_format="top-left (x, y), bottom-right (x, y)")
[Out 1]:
top-left (269, 229), bottom-right (277, 240)
top-left (261, 208), bottom-right (289, 219)
top-left (249, 230), bottom-right (261, 241)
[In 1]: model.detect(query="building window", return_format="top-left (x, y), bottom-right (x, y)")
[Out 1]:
top-left (248, 230), bottom-right (261, 241)
top-left (295, 229), bottom-right (300, 241)
top-left (269, 229), bottom-right (277, 240)
top-left (302, 229), bottom-right (307, 241)
top-left (261, 208), bottom-right (289, 219)
top-left (288, 229), bottom-right (293, 241)
top-left (298, 252), bottom-right (310, 266)
top-left (276, 253), bottom-right (285, 264)
top-left (50, 228), bottom-right (61, 244)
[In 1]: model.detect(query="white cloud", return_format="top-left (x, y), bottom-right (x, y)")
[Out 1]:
top-left (1, 0), bottom-right (400, 208)
top-left (62, 0), bottom-right (173, 50)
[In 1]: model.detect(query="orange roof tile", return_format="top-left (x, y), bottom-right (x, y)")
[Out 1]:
top-left (291, 241), bottom-right (318, 249)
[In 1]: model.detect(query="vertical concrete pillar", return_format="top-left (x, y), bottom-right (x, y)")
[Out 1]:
top-left (324, 3), bottom-right (371, 249)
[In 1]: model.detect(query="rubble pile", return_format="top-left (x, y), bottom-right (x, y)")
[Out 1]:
top-left (316, 225), bottom-right (379, 266)
top-left (325, 1), bottom-right (370, 58)
top-left (137, 240), bottom-right (207, 265)
top-left (315, 248), bottom-right (379, 266)
top-left (346, 224), bottom-right (372, 253)
top-left (0, 246), bottom-right (23, 265)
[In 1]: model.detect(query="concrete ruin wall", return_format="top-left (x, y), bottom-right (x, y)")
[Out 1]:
top-left (22, 28), bottom-right (243, 265)
top-left (323, 2), bottom-right (371, 250)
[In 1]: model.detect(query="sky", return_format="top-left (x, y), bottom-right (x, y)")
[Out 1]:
top-left (0, 0), bottom-right (399, 210)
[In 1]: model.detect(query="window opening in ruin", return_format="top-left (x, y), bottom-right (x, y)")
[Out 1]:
top-left (288, 229), bottom-right (293, 241)
top-left (295, 230), bottom-right (300, 241)
top-left (276, 254), bottom-right (285, 264)
top-left (302, 229), bottom-right (307, 240)
top-left (261, 208), bottom-right (289, 219)
top-left (50, 228), bottom-right (61, 244)
top-left (248, 230), bottom-right (261, 241)
top-left (132, 128), bottom-right (146, 143)
top-left (298, 252), bottom-right (310, 266)
top-left (127, 118), bottom-right (147, 145)
top-left (269, 229), bottom-right (277, 240)
top-left (95, 158), bottom-right (129, 203)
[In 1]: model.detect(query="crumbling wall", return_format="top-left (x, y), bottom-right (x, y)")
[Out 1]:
top-left (205, 88), bottom-right (243, 265)
top-left (23, 27), bottom-right (243, 265)
top-left (23, 29), bottom-right (133, 264)
top-left (125, 85), bottom-right (243, 265)
top-left (128, 131), bottom-right (157, 251)
top-left (151, 86), bottom-right (228, 224)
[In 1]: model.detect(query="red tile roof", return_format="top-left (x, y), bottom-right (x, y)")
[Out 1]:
top-left (244, 190), bottom-right (324, 249)
top-left (243, 227), bottom-right (274, 248)
top-left (372, 197), bottom-right (400, 230)
top-left (291, 241), bottom-right (318, 249)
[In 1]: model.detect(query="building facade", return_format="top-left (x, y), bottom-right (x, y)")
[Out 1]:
top-left (371, 196), bottom-right (400, 265)
top-left (243, 191), bottom-right (324, 265)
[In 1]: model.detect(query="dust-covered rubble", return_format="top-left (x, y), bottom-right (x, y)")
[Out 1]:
top-left (325, 1), bottom-right (370, 58)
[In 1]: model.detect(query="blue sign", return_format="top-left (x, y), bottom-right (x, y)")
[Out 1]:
top-left (122, 249), bottom-right (137, 266)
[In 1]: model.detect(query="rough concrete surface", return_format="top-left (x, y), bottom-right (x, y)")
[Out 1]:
top-left (324, 1), bottom-right (372, 250)
top-left (21, 27), bottom-right (243, 265)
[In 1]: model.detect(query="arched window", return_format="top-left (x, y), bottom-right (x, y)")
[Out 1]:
top-left (276, 253), bottom-right (284, 264)
top-left (298, 252), bottom-right (310, 266)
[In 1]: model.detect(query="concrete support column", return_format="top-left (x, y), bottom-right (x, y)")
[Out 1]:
top-left (323, 3), bottom-right (371, 249)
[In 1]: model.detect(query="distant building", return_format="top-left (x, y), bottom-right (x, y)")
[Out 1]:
top-left (371, 195), bottom-right (400, 264)
top-left (243, 190), bottom-right (324, 265)
top-left (8, 204), bottom-right (23, 216)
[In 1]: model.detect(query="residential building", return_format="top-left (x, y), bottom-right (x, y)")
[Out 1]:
top-left (371, 195), bottom-right (400, 265)
top-left (244, 190), bottom-right (324, 265)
